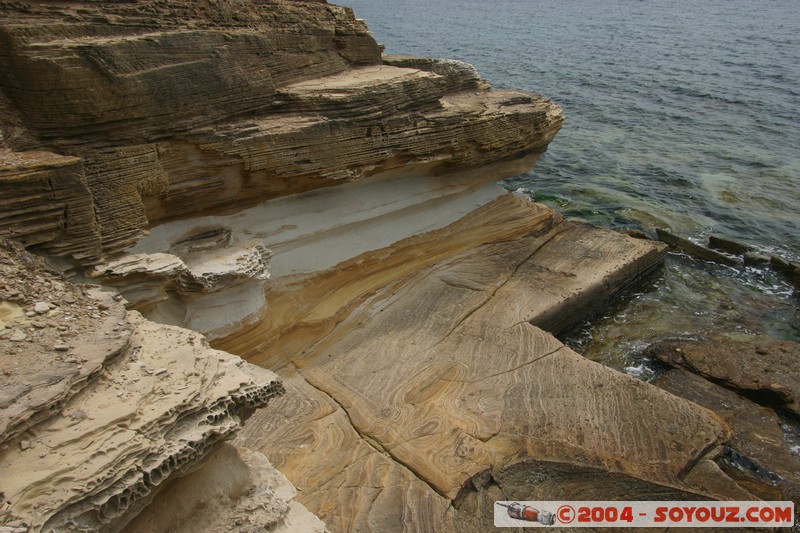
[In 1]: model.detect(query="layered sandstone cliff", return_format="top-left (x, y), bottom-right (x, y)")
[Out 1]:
top-left (0, 0), bottom-right (562, 343)
top-left (0, 1), bottom-right (786, 532)
top-left (0, 240), bottom-right (325, 532)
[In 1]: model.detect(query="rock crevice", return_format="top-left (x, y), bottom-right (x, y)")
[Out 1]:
top-left (0, 1), bottom-right (771, 532)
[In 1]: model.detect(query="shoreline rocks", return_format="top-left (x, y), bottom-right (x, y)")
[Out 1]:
top-left (656, 229), bottom-right (800, 290)
top-left (644, 334), bottom-right (800, 416)
top-left (648, 334), bottom-right (800, 523)
top-left (3, 1), bottom-right (793, 531)
top-left (0, 240), bottom-right (315, 532)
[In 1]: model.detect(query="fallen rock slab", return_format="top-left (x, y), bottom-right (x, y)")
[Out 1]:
top-left (771, 255), bottom-right (800, 290)
top-left (655, 368), bottom-right (800, 504)
top-left (234, 198), bottom-right (747, 531)
top-left (656, 229), bottom-right (738, 266)
top-left (708, 234), bottom-right (754, 255)
top-left (644, 335), bottom-right (800, 416)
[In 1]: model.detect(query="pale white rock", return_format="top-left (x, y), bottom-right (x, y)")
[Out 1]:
top-left (122, 444), bottom-right (328, 533)
top-left (8, 330), bottom-right (26, 342)
top-left (0, 312), bottom-right (285, 532)
top-left (88, 253), bottom-right (188, 311)
top-left (130, 162), bottom-right (535, 279)
top-left (91, 240), bottom-right (271, 339)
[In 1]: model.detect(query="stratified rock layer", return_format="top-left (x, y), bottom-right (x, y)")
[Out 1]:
top-left (0, 0), bottom-right (563, 265)
top-left (1, 1), bottom-right (761, 532)
top-left (656, 368), bottom-right (800, 505)
top-left (0, 240), bottom-right (311, 532)
top-left (645, 335), bottom-right (800, 416)
top-left (0, 149), bottom-right (101, 262)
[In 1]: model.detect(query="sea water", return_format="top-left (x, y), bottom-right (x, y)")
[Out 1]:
top-left (341, 0), bottom-right (800, 373)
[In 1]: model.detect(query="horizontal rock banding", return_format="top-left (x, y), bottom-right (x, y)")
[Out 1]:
top-left (1, 1), bottom-right (562, 266)
top-left (2, 1), bottom-right (757, 532)
top-left (0, 240), bottom-right (297, 531)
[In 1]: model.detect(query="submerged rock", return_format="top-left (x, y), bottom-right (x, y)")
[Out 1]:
top-left (656, 229), bottom-right (739, 266)
top-left (708, 234), bottom-right (754, 255)
top-left (771, 255), bottom-right (800, 290)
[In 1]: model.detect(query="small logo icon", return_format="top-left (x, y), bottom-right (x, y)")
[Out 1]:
top-left (496, 502), bottom-right (556, 525)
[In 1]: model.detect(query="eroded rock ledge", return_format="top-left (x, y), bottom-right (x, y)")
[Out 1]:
top-left (229, 195), bottom-right (759, 532)
top-left (0, 241), bottom-right (323, 532)
top-left (0, 0), bottom-right (562, 266)
top-left (0, 1), bottom-right (774, 532)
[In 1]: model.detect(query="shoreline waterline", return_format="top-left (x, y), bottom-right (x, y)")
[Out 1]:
top-left (342, 0), bottom-right (800, 362)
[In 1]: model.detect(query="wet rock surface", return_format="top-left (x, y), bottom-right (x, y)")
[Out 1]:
top-left (644, 334), bottom-right (800, 415)
top-left (647, 333), bottom-right (800, 530)
top-left (655, 368), bottom-right (800, 504)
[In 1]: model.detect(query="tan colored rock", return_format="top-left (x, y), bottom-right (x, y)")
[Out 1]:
top-left (141, 80), bottom-right (561, 228)
top-left (236, 374), bottom-right (459, 533)
top-left (644, 335), bottom-right (800, 416)
top-left (88, 253), bottom-right (189, 311)
top-left (0, 1), bottom-right (563, 265)
top-left (0, 149), bottom-right (101, 263)
top-left (0, 2), bottom-right (380, 147)
top-left (0, 2), bottom-right (743, 532)
top-left (0, 240), bottom-right (288, 532)
top-left (382, 55), bottom-right (486, 93)
top-left (90, 239), bottom-right (271, 340)
top-left (1, 311), bottom-right (285, 532)
top-left (275, 64), bottom-right (448, 117)
top-left (0, 240), bottom-right (128, 443)
top-left (232, 196), bottom-right (750, 530)
top-left (655, 368), bottom-right (800, 503)
top-left (122, 443), bottom-right (328, 533)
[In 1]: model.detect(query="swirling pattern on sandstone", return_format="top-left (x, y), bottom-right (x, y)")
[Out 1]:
top-left (236, 374), bottom-right (459, 533)
top-left (231, 195), bottom-right (753, 531)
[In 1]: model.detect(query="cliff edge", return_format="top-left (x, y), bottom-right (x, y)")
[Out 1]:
top-left (0, 1), bottom-right (774, 532)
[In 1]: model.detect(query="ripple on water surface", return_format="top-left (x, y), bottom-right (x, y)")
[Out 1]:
top-left (343, 0), bottom-right (800, 367)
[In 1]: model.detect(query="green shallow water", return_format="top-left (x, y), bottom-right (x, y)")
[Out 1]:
top-left (343, 0), bottom-right (800, 372)
top-left (562, 254), bottom-right (798, 379)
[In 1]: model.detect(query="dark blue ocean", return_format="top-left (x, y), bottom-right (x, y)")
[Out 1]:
top-left (342, 0), bottom-right (800, 371)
